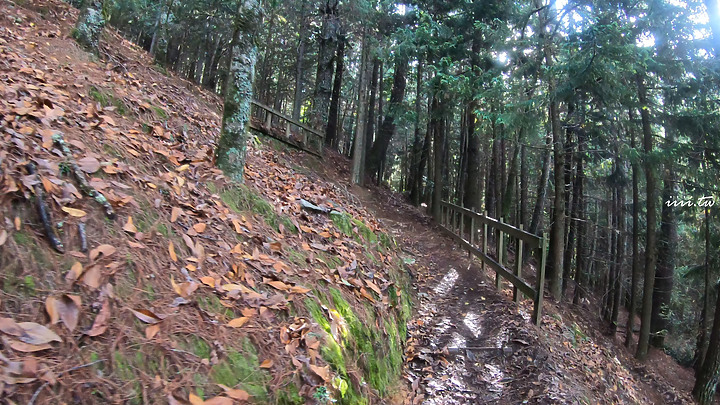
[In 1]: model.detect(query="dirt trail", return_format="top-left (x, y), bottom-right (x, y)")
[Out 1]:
top-left (350, 187), bottom-right (565, 404)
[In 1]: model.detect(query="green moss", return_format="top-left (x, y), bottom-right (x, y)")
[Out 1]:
top-left (113, 351), bottom-right (142, 404)
top-left (103, 143), bottom-right (123, 158)
top-left (352, 219), bottom-right (377, 244)
top-left (305, 298), bottom-right (331, 333)
top-left (210, 339), bottom-right (268, 400)
top-left (150, 104), bottom-right (168, 119)
top-left (220, 185), bottom-right (295, 233)
top-left (330, 212), bottom-right (353, 237)
top-left (156, 223), bottom-right (170, 237)
top-left (88, 86), bottom-right (128, 115)
top-left (143, 284), bottom-right (156, 301)
top-left (197, 295), bottom-right (235, 319)
top-left (179, 335), bottom-right (212, 359)
top-left (286, 248), bottom-right (307, 267)
top-left (12, 231), bottom-right (30, 246)
top-left (276, 380), bottom-right (304, 405)
top-left (22, 275), bottom-right (36, 296)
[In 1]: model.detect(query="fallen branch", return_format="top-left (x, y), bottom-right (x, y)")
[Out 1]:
top-left (53, 133), bottom-right (116, 219)
top-left (26, 163), bottom-right (64, 253)
top-left (78, 222), bottom-right (88, 252)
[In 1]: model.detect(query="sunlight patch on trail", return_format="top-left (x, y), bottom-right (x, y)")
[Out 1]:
top-left (433, 268), bottom-right (459, 296)
top-left (462, 312), bottom-right (483, 338)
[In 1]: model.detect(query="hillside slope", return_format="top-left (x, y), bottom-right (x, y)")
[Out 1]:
top-left (0, 1), bottom-right (412, 404)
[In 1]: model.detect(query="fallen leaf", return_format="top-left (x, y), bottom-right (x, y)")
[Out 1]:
top-left (169, 241), bottom-right (178, 262)
top-left (227, 317), bottom-right (249, 328)
top-left (82, 266), bottom-right (102, 289)
top-left (204, 397), bottom-right (233, 405)
top-left (90, 244), bottom-right (117, 261)
top-left (217, 384), bottom-right (249, 400)
top-left (145, 324), bottom-right (160, 339)
top-left (199, 276), bottom-right (215, 288)
top-left (170, 207), bottom-right (182, 222)
top-left (123, 216), bottom-right (138, 233)
top-left (1, 336), bottom-right (51, 352)
top-left (78, 156), bottom-right (101, 173)
top-left (0, 230), bottom-right (7, 246)
top-left (189, 393), bottom-right (204, 405)
top-left (14, 216), bottom-right (21, 230)
top-left (309, 364), bottom-right (331, 382)
top-left (86, 299), bottom-right (110, 336)
top-left (266, 280), bottom-right (289, 291)
top-left (16, 322), bottom-right (62, 345)
top-left (0, 317), bottom-right (25, 337)
top-left (289, 286), bottom-right (311, 294)
top-left (65, 261), bottom-right (84, 284)
top-left (128, 308), bottom-right (164, 324)
top-left (45, 295), bottom-right (81, 332)
top-left (193, 223), bottom-right (207, 233)
top-left (259, 359), bottom-right (273, 368)
top-left (62, 207), bottom-right (87, 217)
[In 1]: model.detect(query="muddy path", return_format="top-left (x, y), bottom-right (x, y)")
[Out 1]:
top-left (352, 188), bottom-right (563, 404)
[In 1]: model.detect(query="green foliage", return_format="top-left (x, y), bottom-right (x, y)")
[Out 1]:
top-left (88, 86), bottom-right (128, 115)
top-left (210, 339), bottom-right (268, 400)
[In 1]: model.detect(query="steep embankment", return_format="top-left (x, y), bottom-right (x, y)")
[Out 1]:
top-left (0, 1), bottom-right (412, 404)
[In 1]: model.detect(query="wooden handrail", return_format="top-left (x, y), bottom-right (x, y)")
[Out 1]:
top-left (440, 201), bottom-right (541, 248)
top-left (251, 101), bottom-right (324, 139)
top-left (439, 201), bottom-right (548, 326)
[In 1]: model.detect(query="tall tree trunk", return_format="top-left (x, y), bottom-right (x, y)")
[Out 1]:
top-left (365, 58), bottom-right (380, 163)
top-left (561, 109), bottom-right (575, 295)
top-left (611, 178), bottom-right (626, 334)
top-left (74, 0), bottom-right (106, 54)
top-left (351, 32), bottom-right (369, 185)
top-left (312, 0), bottom-right (339, 132)
top-left (572, 128), bottom-right (586, 305)
top-left (694, 207), bottom-right (712, 371)
top-left (529, 134), bottom-right (552, 236)
top-left (326, 37), bottom-right (346, 148)
top-left (651, 141), bottom-right (678, 348)
top-left (431, 96), bottom-right (444, 220)
top-left (693, 281), bottom-right (720, 405)
top-left (408, 60), bottom-right (424, 206)
top-left (292, 0), bottom-right (308, 121)
top-left (548, 97), bottom-right (565, 300)
top-left (636, 72), bottom-right (658, 361)
top-left (367, 57), bottom-right (409, 179)
top-left (215, 0), bottom-right (263, 183)
top-left (625, 108), bottom-right (641, 348)
top-left (520, 145), bottom-right (528, 226)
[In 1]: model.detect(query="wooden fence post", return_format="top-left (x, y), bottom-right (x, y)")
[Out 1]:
top-left (496, 217), bottom-right (504, 291)
top-left (469, 216), bottom-right (475, 259)
top-left (515, 224), bottom-right (524, 303)
top-left (483, 211), bottom-right (488, 274)
top-left (533, 232), bottom-right (548, 326)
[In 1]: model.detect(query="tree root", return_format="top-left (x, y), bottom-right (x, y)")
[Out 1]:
top-left (26, 163), bottom-right (64, 253)
top-left (53, 133), bottom-right (116, 219)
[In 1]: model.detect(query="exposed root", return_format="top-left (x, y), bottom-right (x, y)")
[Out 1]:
top-left (53, 133), bottom-right (116, 219)
top-left (25, 163), bottom-right (64, 253)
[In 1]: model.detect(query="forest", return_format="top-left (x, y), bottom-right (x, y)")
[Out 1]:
top-left (0, 0), bottom-right (719, 403)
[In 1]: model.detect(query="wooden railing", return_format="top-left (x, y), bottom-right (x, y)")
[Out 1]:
top-left (249, 101), bottom-right (324, 156)
top-left (439, 201), bottom-right (548, 326)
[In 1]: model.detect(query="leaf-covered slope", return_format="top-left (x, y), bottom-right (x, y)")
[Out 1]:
top-left (0, 1), bottom-right (411, 404)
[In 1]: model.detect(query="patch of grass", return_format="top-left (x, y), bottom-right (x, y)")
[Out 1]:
top-left (113, 351), bottom-right (142, 404)
top-left (286, 248), bottom-right (307, 267)
top-left (156, 223), bottom-right (170, 237)
top-left (88, 86), bottom-right (128, 116)
top-left (197, 295), bottom-right (235, 319)
top-left (150, 104), bottom-right (168, 119)
top-left (210, 339), bottom-right (268, 400)
top-left (103, 143), bottom-right (123, 158)
top-left (179, 335), bottom-right (212, 359)
top-left (143, 284), bottom-right (156, 301)
top-left (352, 219), bottom-right (377, 244)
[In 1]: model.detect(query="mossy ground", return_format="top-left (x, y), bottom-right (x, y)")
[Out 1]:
top-left (220, 184), bottom-right (297, 234)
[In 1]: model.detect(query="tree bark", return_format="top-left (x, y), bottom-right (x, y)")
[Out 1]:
top-left (408, 60), bottom-right (424, 205)
top-left (292, 0), bottom-right (309, 121)
top-left (651, 147), bottom-right (678, 348)
top-left (74, 0), bottom-right (105, 54)
top-left (367, 56), bottom-right (409, 180)
top-left (326, 37), bottom-right (346, 148)
top-left (431, 96), bottom-right (444, 220)
top-left (312, 0), bottom-right (339, 132)
top-left (636, 72), bottom-right (658, 361)
top-left (693, 282), bottom-right (720, 405)
top-left (215, 0), bottom-right (263, 183)
top-left (694, 207), bottom-right (712, 371)
top-left (625, 108), bottom-right (641, 348)
top-left (351, 31), bottom-right (369, 185)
